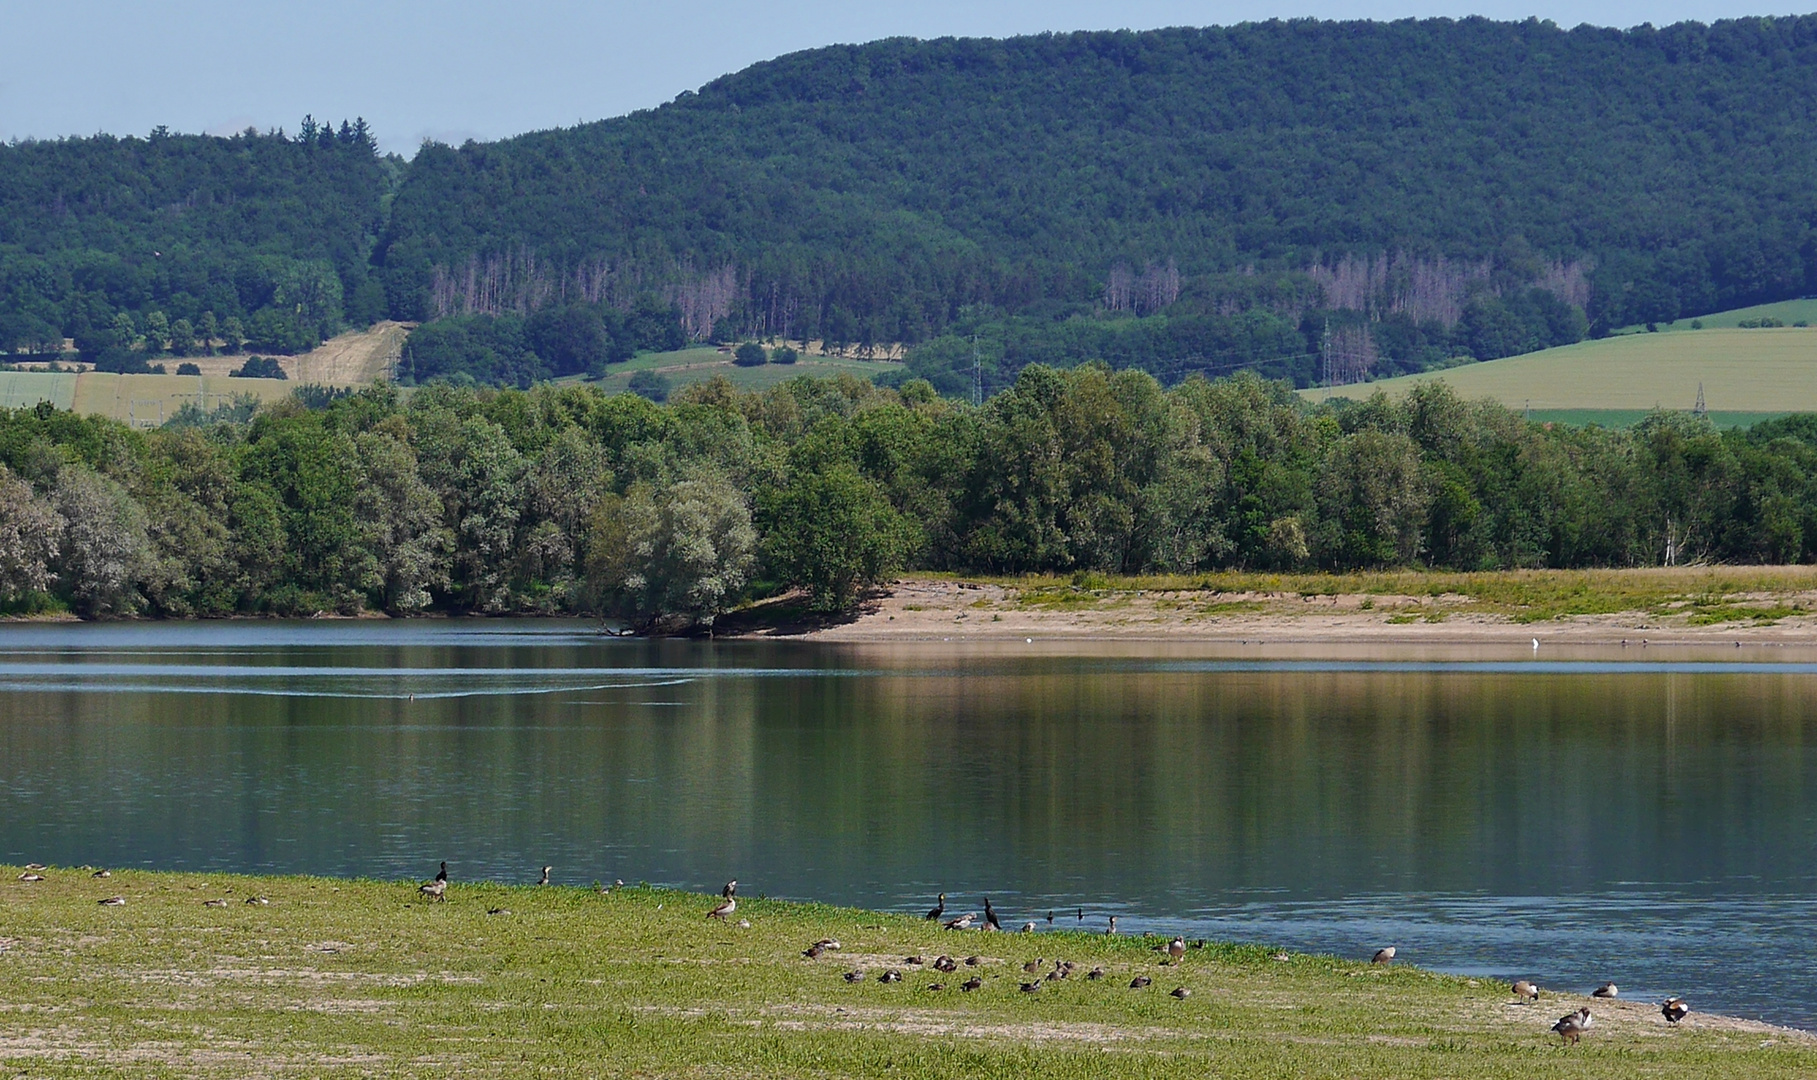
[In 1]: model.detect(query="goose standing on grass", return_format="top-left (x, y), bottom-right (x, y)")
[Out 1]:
top-left (1166, 936), bottom-right (1186, 963)
top-left (419, 878), bottom-right (446, 902)
top-left (1511, 979), bottom-right (1539, 1004)
top-left (1371, 946), bottom-right (1396, 965)
top-left (983, 897), bottom-right (1002, 932)
top-left (925, 893), bottom-right (946, 920)
top-left (706, 881), bottom-right (738, 920)
top-left (1662, 997), bottom-right (1689, 1024)
top-left (943, 911), bottom-right (977, 931)
top-left (1553, 1007), bottom-right (1591, 1045)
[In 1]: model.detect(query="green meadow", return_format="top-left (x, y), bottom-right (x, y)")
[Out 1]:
top-left (573, 345), bottom-right (904, 395)
top-left (0, 867), bottom-right (1807, 1077)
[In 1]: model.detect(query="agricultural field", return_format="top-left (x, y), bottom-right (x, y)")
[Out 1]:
top-left (1615, 297), bottom-right (1817, 334)
top-left (1302, 326), bottom-right (1817, 421)
top-left (0, 868), bottom-right (1805, 1078)
top-left (0, 323), bottom-right (408, 427)
top-left (579, 345), bottom-right (904, 395)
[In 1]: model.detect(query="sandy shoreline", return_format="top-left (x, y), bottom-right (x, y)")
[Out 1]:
top-left (765, 577), bottom-right (1817, 646)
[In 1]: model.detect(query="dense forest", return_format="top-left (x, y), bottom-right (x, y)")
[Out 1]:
top-left (7, 17), bottom-right (1817, 390)
top-left (2, 368), bottom-right (1814, 624)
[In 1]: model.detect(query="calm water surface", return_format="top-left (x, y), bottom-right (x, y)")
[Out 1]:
top-left (2, 621), bottom-right (1816, 1026)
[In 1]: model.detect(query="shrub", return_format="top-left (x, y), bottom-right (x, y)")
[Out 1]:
top-left (771, 345), bottom-right (799, 365)
top-left (176, 362), bottom-right (202, 376)
top-left (733, 342), bottom-right (768, 367)
top-left (627, 369), bottom-right (671, 402)
top-left (230, 355), bottom-right (288, 379)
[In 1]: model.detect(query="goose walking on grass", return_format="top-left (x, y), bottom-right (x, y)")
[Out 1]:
top-left (925, 893), bottom-right (946, 921)
top-left (943, 911), bottom-right (977, 931)
top-left (1662, 997), bottom-right (1689, 1024)
top-left (419, 878), bottom-right (446, 902)
top-left (1166, 936), bottom-right (1186, 963)
top-left (706, 881), bottom-right (738, 920)
top-left (1511, 979), bottom-right (1539, 1004)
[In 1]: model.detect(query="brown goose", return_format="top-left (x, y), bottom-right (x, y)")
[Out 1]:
top-left (843, 970), bottom-right (865, 983)
top-left (706, 881), bottom-right (738, 921)
top-left (1129, 975), bottom-right (1152, 989)
top-left (1511, 979), bottom-right (1539, 1004)
top-left (98, 895), bottom-right (126, 906)
top-left (1662, 997), bottom-right (1689, 1024)
top-left (1170, 986), bottom-right (1192, 999)
top-left (878, 969), bottom-right (902, 983)
top-left (203, 898), bottom-right (229, 908)
top-left (419, 878), bottom-right (446, 902)
top-left (91, 869), bottom-right (111, 878)
top-left (961, 976), bottom-right (983, 991)
top-left (1371, 947), bottom-right (1396, 965)
top-left (943, 912), bottom-right (977, 931)
top-left (1553, 1007), bottom-right (1591, 1045)
top-left (933, 955), bottom-right (957, 973)
top-left (17, 873), bottom-right (44, 882)
top-left (1166, 936), bottom-right (1186, 963)
top-left (1023, 958), bottom-right (1044, 973)
top-left (1592, 982), bottom-right (1619, 999)
top-left (1019, 980), bottom-right (1042, 993)
top-left (1087, 966), bottom-right (1105, 980)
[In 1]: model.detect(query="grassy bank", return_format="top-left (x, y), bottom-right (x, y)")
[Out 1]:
top-left (1, 868), bottom-right (1808, 1077)
top-left (1000, 565), bottom-right (1817, 626)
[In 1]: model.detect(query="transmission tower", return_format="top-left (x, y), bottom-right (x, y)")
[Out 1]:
top-left (1692, 382), bottom-right (1707, 418)
top-left (972, 335), bottom-right (983, 407)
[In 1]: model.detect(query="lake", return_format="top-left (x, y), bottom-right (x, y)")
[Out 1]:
top-left (2, 621), bottom-right (1815, 1027)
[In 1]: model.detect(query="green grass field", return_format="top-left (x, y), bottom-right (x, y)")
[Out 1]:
top-left (572, 346), bottom-right (904, 395)
top-left (1302, 327), bottom-right (1817, 413)
top-left (1615, 297), bottom-right (1817, 334)
top-left (1, 867), bottom-right (1805, 1077)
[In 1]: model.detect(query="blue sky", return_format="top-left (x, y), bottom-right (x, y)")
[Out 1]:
top-left (0, 1), bottom-right (1791, 154)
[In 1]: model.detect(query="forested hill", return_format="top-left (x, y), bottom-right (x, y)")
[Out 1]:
top-left (378, 15), bottom-right (1817, 388)
top-left (8, 18), bottom-right (1817, 392)
top-left (0, 119), bottom-right (393, 361)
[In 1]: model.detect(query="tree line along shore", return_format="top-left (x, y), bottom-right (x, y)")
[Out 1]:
top-left (5, 366), bottom-right (1817, 628)
top-left (0, 866), bottom-right (1808, 1077)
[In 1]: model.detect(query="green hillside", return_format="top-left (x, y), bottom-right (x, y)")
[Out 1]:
top-left (1302, 326), bottom-right (1817, 421)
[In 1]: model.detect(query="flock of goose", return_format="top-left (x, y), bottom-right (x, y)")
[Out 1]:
top-left (20, 860), bottom-right (1696, 1046)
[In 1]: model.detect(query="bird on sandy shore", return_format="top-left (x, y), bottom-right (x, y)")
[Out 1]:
top-left (1166, 936), bottom-right (1186, 963)
top-left (419, 878), bottom-right (446, 902)
top-left (1592, 982), bottom-right (1619, 999)
top-left (1511, 979), bottom-right (1540, 1004)
top-left (537, 866), bottom-right (551, 886)
top-left (944, 911), bottom-right (977, 931)
top-left (706, 881), bottom-right (738, 920)
top-left (983, 897), bottom-right (1002, 932)
top-left (1662, 997), bottom-right (1689, 1024)
top-left (1553, 1007), bottom-right (1591, 1045)
top-left (926, 893), bottom-right (946, 920)
top-left (1372, 946), bottom-right (1396, 965)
